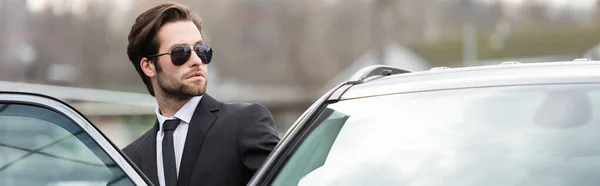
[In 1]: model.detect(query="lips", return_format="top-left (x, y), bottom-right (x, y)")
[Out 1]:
top-left (186, 71), bottom-right (205, 79)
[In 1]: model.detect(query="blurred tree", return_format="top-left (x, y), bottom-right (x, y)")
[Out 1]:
top-left (28, 7), bottom-right (77, 85)
top-left (79, 2), bottom-right (110, 87)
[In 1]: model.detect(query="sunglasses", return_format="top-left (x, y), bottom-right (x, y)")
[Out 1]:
top-left (146, 43), bottom-right (213, 66)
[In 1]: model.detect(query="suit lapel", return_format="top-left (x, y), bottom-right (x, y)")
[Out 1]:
top-left (140, 121), bottom-right (160, 185)
top-left (177, 94), bottom-right (220, 186)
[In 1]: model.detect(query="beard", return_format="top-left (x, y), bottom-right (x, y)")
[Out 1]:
top-left (156, 69), bottom-right (206, 100)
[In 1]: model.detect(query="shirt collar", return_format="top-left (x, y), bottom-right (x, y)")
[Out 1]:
top-left (155, 96), bottom-right (203, 127)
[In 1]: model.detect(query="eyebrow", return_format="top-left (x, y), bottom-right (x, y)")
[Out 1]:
top-left (168, 40), bottom-right (205, 50)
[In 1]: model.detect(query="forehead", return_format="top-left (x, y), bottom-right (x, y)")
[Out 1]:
top-left (156, 20), bottom-right (203, 49)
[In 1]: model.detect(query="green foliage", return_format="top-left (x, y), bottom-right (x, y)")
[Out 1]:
top-left (411, 26), bottom-right (600, 67)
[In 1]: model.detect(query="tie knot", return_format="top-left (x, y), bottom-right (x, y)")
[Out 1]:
top-left (163, 119), bottom-right (180, 132)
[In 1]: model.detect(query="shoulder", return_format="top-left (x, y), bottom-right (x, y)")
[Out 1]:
top-left (205, 94), bottom-right (273, 123)
top-left (220, 102), bottom-right (272, 117)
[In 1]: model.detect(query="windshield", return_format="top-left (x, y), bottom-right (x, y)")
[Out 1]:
top-left (272, 83), bottom-right (600, 186)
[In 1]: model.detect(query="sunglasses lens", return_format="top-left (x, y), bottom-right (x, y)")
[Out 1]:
top-left (170, 45), bottom-right (191, 66)
top-left (195, 44), bottom-right (213, 64)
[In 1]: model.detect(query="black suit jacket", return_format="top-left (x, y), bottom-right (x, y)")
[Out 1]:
top-left (122, 94), bottom-right (280, 186)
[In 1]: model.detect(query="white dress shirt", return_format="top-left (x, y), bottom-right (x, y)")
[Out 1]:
top-left (155, 96), bottom-right (202, 186)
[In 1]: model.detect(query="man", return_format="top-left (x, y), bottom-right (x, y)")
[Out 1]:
top-left (122, 3), bottom-right (280, 186)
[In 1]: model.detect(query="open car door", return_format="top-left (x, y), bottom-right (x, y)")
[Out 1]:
top-left (0, 92), bottom-right (151, 186)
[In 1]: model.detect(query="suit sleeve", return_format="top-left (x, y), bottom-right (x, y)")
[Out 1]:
top-left (237, 103), bottom-right (281, 174)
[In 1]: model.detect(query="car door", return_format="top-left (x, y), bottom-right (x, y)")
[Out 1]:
top-left (0, 92), bottom-right (151, 186)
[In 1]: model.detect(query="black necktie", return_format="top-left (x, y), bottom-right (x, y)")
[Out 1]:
top-left (163, 119), bottom-right (180, 186)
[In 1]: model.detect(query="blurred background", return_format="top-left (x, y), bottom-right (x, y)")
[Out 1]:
top-left (1, 0), bottom-right (600, 147)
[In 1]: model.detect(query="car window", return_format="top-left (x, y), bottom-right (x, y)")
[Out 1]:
top-left (0, 103), bottom-right (135, 186)
top-left (271, 83), bottom-right (600, 186)
top-left (271, 108), bottom-right (349, 186)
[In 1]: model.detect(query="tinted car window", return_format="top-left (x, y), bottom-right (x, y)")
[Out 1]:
top-left (0, 103), bottom-right (135, 186)
top-left (272, 83), bottom-right (600, 186)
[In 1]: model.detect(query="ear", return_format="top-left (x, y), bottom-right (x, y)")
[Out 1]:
top-left (140, 57), bottom-right (156, 78)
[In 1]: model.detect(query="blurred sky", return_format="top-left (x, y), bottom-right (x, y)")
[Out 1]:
top-left (24, 0), bottom-right (598, 13)
top-left (25, 0), bottom-right (134, 15)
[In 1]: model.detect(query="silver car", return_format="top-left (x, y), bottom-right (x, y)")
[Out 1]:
top-left (249, 59), bottom-right (600, 186)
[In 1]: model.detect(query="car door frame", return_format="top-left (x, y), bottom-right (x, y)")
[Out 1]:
top-left (0, 91), bottom-right (152, 186)
top-left (247, 82), bottom-right (351, 186)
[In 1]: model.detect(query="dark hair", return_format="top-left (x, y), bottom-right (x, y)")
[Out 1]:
top-left (126, 2), bottom-right (203, 96)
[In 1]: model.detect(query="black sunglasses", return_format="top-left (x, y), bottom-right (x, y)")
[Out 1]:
top-left (146, 43), bottom-right (213, 66)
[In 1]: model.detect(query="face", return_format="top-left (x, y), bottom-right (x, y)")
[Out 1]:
top-left (141, 21), bottom-right (208, 100)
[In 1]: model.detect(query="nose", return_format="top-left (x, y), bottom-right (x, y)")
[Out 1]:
top-left (187, 50), bottom-right (204, 67)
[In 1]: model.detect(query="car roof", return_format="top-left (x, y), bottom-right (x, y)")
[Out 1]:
top-left (340, 60), bottom-right (600, 100)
